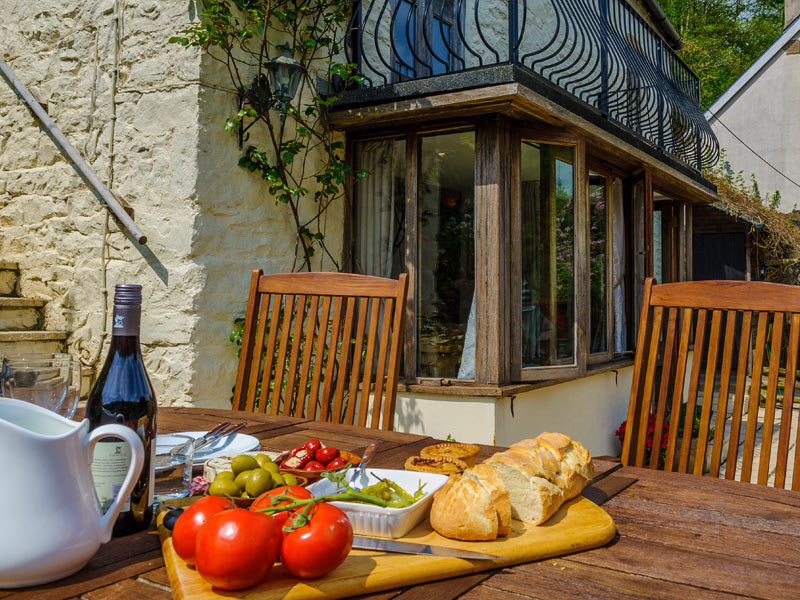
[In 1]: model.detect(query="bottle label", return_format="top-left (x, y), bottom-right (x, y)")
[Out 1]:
top-left (112, 304), bottom-right (141, 336)
top-left (92, 440), bottom-right (133, 513)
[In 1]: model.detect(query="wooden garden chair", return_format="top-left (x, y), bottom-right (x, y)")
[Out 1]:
top-left (621, 278), bottom-right (800, 489)
top-left (232, 270), bottom-right (408, 430)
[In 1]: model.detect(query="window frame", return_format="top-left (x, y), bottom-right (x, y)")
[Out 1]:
top-left (511, 126), bottom-right (587, 382)
top-left (586, 163), bottom-right (615, 365)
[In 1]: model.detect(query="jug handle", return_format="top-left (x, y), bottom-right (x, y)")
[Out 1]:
top-left (86, 425), bottom-right (145, 543)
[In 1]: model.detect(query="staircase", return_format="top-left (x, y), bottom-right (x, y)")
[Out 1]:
top-left (0, 262), bottom-right (68, 357)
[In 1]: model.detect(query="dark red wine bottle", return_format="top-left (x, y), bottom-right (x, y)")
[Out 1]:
top-left (86, 284), bottom-right (157, 536)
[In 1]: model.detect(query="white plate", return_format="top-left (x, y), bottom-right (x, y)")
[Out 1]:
top-left (158, 431), bottom-right (261, 465)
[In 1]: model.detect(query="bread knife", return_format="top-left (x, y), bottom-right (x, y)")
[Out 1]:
top-left (352, 536), bottom-right (503, 560)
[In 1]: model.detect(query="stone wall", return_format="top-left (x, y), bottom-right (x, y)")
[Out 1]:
top-left (0, 1), bottom-right (343, 408)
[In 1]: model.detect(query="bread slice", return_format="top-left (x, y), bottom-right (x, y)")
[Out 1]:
top-left (485, 451), bottom-right (565, 525)
top-left (535, 432), bottom-right (594, 500)
top-left (429, 474), bottom-right (499, 541)
top-left (462, 463), bottom-right (511, 536)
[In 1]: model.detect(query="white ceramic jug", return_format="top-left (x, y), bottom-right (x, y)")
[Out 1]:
top-left (0, 397), bottom-right (144, 588)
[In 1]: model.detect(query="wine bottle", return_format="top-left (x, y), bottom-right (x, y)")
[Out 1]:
top-left (86, 284), bottom-right (157, 536)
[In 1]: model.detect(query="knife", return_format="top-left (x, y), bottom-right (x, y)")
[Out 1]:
top-left (352, 536), bottom-right (503, 560)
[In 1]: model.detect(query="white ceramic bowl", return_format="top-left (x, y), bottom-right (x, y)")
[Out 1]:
top-left (306, 468), bottom-right (448, 538)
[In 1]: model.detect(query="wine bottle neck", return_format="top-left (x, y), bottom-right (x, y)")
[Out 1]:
top-left (111, 303), bottom-right (141, 337)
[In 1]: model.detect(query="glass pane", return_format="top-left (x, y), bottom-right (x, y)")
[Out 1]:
top-left (653, 209), bottom-right (663, 284)
top-left (354, 139), bottom-right (406, 278)
top-left (521, 142), bottom-right (575, 367)
top-left (418, 131), bottom-right (475, 379)
top-left (589, 172), bottom-right (607, 354)
top-left (394, 0), bottom-right (416, 77)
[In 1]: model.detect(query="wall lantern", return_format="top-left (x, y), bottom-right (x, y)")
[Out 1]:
top-left (236, 43), bottom-right (305, 148)
top-left (267, 43), bottom-right (304, 115)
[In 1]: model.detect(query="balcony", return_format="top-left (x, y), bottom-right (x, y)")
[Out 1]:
top-left (344, 0), bottom-right (720, 172)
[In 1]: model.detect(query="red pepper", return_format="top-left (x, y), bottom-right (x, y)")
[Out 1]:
top-left (281, 448), bottom-right (312, 469)
top-left (304, 461), bottom-right (326, 471)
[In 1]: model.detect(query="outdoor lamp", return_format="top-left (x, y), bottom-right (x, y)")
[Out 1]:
top-left (268, 43), bottom-right (304, 116)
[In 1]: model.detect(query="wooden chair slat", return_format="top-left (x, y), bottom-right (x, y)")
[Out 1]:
top-left (678, 308), bottom-right (707, 473)
top-left (283, 295), bottom-right (308, 415)
top-left (725, 310), bottom-right (753, 479)
top-left (371, 298), bottom-right (394, 431)
top-left (295, 295), bottom-right (320, 420)
top-left (346, 298), bottom-right (370, 426)
top-left (650, 280), bottom-right (800, 312)
top-left (694, 309), bottom-right (722, 476)
top-left (664, 307), bottom-right (693, 472)
top-left (232, 270), bottom-right (262, 412)
top-left (332, 297), bottom-right (357, 424)
top-left (358, 298), bottom-right (382, 428)
top-left (741, 311), bottom-right (769, 482)
top-left (709, 310), bottom-right (737, 477)
top-left (272, 294), bottom-right (296, 417)
top-left (621, 278), bottom-right (654, 466)
top-left (778, 313), bottom-right (800, 489)
top-left (634, 305), bottom-right (663, 466)
top-left (757, 312), bottom-right (784, 485)
top-left (650, 307), bottom-right (677, 469)
top-left (244, 294), bottom-right (271, 413)
top-left (261, 293), bottom-right (284, 415)
top-left (320, 296), bottom-right (345, 422)
top-left (233, 272), bottom-right (408, 431)
top-left (307, 296), bottom-right (332, 421)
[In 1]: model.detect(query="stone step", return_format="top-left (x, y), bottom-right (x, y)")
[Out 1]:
top-left (0, 262), bottom-right (19, 297)
top-left (0, 297), bottom-right (45, 331)
top-left (0, 330), bottom-right (67, 357)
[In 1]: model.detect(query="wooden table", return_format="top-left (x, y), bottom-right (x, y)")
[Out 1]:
top-left (4, 407), bottom-right (800, 600)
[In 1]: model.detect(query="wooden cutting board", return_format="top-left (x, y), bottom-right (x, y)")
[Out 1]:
top-left (158, 496), bottom-right (615, 600)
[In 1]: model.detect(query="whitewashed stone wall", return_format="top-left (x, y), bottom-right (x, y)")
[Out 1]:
top-left (0, 1), bottom-right (342, 407)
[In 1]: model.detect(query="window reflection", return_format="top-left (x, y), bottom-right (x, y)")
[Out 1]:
top-left (521, 142), bottom-right (575, 367)
top-left (589, 172), bottom-right (608, 354)
top-left (418, 131), bottom-right (475, 378)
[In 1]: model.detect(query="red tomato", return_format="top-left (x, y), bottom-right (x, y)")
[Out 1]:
top-left (315, 447), bottom-right (340, 465)
top-left (304, 439), bottom-right (323, 453)
top-left (195, 508), bottom-right (280, 590)
top-left (324, 456), bottom-right (348, 470)
top-left (304, 460), bottom-right (325, 471)
top-left (251, 485), bottom-right (313, 532)
top-left (171, 496), bottom-right (231, 565)
top-left (281, 503), bottom-right (353, 579)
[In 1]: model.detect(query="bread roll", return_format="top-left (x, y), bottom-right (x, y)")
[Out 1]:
top-left (430, 474), bottom-right (499, 541)
top-left (485, 451), bottom-right (565, 525)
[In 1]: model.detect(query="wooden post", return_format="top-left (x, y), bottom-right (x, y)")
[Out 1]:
top-left (475, 116), bottom-right (512, 384)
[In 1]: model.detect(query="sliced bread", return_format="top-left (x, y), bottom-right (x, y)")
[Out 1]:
top-left (462, 463), bottom-right (511, 536)
top-left (429, 474), bottom-right (499, 541)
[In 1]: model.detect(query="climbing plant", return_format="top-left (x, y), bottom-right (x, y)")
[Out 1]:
top-left (170, 0), bottom-right (365, 271)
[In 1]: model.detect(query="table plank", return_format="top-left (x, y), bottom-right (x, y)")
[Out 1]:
top-left (81, 578), bottom-right (172, 600)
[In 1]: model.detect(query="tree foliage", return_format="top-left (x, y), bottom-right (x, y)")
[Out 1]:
top-left (660, 0), bottom-right (785, 109)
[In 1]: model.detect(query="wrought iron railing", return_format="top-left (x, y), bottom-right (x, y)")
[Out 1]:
top-left (346, 0), bottom-right (720, 171)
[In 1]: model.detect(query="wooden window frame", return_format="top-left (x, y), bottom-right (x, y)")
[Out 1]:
top-left (511, 127), bottom-right (588, 382)
top-left (348, 118), bottom-right (656, 388)
top-left (587, 164), bottom-right (615, 365)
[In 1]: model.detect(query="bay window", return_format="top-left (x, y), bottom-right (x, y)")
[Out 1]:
top-left (350, 117), bottom-right (677, 387)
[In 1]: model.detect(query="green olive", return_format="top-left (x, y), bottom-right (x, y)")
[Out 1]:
top-left (209, 478), bottom-right (241, 497)
top-left (254, 453), bottom-right (274, 468)
top-left (231, 455), bottom-right (259, 475)
top-left (214, 470), bottom-right (235, 481)
top-left (246, 468), bottom-right (273, 497)
top-left (271, 472), bottom-right (285, 486)
top-left (263, 461), bottom-right (280, 475)
top-left (234, 469), bottom-right (253, 491)
top-left (282, 472), bottom-right (297, 486)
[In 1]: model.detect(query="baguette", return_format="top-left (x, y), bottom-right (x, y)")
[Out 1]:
top-left (429, 432), bottom-right (594, 541)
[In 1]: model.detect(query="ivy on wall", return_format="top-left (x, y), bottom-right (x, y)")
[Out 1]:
top-left (170, 0), bottom-right (366, 271)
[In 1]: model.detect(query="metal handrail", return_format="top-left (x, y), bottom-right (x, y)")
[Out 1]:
top-left (0, 55), bottom-right (147, 244)
top-left (346, 0), bottom-right (719, 171)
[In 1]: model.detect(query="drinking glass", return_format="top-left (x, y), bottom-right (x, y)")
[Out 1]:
top-left (1, 355), bottom-right (81, 419)
top-left (154, 434), bottom-right (195, 502)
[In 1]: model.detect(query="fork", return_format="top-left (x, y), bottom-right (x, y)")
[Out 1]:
top-left (168, 421), bottom-right (229, 455)
top-left (193, 422), bottom-right (248, 453)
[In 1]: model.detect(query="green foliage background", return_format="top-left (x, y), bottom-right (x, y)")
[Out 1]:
top-left (661, 0), bottom-right (785, 109)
